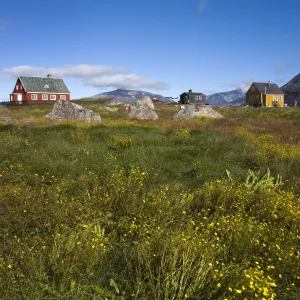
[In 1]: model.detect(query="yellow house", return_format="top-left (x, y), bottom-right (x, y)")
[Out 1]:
top-left (246, 82), bottom-right (284, 107)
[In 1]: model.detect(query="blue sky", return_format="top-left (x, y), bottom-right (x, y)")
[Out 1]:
top-left (0, 0), bottom-right (299, 100)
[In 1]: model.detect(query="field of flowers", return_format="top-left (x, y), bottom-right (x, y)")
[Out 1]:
top-left (0, 104), bottom-right (300, 299)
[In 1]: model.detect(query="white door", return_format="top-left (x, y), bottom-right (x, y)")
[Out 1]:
top-left (17, 94), bottom-right (22, 101)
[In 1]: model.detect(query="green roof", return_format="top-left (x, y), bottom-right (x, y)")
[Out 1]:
top-left (19, 76), bottom-right (70, 94)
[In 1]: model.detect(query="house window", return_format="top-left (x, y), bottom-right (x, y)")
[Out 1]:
top-left (31, 94), bottom-right (37, 100)
top-left (16, 85), bottom-right (19, 90)
top-left (60, 95), bottom-right (66, 100)
top-left (42, 94), bottom-right (48, 100)
top-left (50, 95), bottom-right (56, 101)
top-left (256, 95), bottom-right (259, 99)
top-left (44, 84), bottom-right (49, 88)
top-left (251, 86), bottom-right (255, 91)
top-left (278, 96), bottom-right (282, 101)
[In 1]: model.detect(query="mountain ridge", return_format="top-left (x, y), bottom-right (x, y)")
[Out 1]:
top-left (206, 89), bottom-right (246, 106)
top-left (90, 89), bottom-right (175, 103)
top-left (281, 73), bottom-right (300, 106)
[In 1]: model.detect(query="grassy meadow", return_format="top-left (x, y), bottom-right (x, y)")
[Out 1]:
top-left (0, 102), bottom-right (300, 299)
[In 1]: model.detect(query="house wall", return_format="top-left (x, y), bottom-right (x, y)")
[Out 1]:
top-left (24, 93), bottom-right (70, 101)
top-left (264, 94), bottom-right (284, 107)
top-left (11, 92), bottom-right (70, 102)
top-left (189, 95), bottom-right (206, 105)
top-left (246, 91), bottom-right (262, 106)
top-left (11, 91), bottom-right (26, 101)
top-left (180, 94), bottom-right (206, 105)
top-left (12, 78), bottom-right (24, 94)
top-left (247, 93), bottom-right (285, 107)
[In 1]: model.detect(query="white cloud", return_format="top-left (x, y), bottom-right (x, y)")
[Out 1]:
top-left (198, 0), bottom-right (209, 12)
top-left (203, 89), bottom-right (216, 96)
top-left (3, 64), bottom-right (128, 78)
top-left (274, 63), bottom-right (300, 73)
top-left (220, 80), bottom-right (253, 93)
top-left (3, 64), bottom-right (169, 92)
top-left (86, 73), bottom-right (168, 90)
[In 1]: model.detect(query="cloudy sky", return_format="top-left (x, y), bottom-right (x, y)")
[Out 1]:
top-left (0, 0), bottom-right (300, 100)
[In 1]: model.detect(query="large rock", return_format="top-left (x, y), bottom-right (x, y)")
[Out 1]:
top-left (135, 96), bottom-right (155, 109)
top-left (45, 100), bottom-right (101, 122)
top-left (128, 96), bottom-right (158, 120)
top-left (173, 105), bottom-right (224, 120)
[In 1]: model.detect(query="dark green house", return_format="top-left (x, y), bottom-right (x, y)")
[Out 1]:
top-left (179, 90), bottom-right (206, 105)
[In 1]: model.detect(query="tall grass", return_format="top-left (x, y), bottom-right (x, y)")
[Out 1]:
top-left (1, 104), bottom-right (300, 299)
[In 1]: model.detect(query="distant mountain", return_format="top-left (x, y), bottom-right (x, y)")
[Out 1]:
top-left (90, 89), bottom-right (175, 103)
top-left (281, 73), bottom-right (300, 106)
top-left (206, 89), bottom-right (246, 106)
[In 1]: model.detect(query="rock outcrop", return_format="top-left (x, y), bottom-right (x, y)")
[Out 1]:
top-left (173, 105), bottom-right (224, 120)
top-left (281, 73), bottom-right (300, 106)
top-left (105, 100), bottom-right (123, 107)
top-left (128, 96), bottom-right (158, 120)
top-left (45, 100), bottom-right (101, 122)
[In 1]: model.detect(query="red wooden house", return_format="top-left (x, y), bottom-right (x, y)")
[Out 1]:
top-left (10, 74), bottom-right (71, 104)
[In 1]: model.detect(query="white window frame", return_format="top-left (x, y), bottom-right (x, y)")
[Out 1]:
top-left (50, 95), bottom-right (56, 101)
top-left (16, 85), bottom-right (19, 90)
top-left (31, 94), bottom-right (38, 100)
top-left (42, 94), bottom-right (48, 100)
top-left (60, 95), bottom-right (66, 100)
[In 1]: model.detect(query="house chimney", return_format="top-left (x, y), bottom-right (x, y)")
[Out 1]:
top-left (189, 89), bottom-right (192, 93)
top-left (47, 74), bottom-right (52, 78)
top-left (268, 81), bottom-right (271, 88)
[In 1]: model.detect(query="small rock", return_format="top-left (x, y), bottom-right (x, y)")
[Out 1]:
top-left (105, 100), bottom-right (123, 107)
top-left (0, 105), bottom-right (8, 111)
top-left (104, 107), bottom-right (118, 112)
top-left (20, 120), bottom-right (38, 126)
top-left (0, 116), bottom-right (13, 123)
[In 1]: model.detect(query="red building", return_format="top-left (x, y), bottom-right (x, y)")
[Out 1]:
top-left (10, 74), bottom-right (71, 104)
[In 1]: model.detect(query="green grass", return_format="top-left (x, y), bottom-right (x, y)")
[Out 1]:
top-left (0, 104), bottom-right (300, 299)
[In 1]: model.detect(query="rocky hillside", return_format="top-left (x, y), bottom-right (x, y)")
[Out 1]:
top-left (206, 89), bottom-right (245, 106)
top-left (281, 73), bottom-right (300, 106)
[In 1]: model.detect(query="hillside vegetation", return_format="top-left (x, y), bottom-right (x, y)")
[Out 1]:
top-left (0, 103), bottom-right (300, 299)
